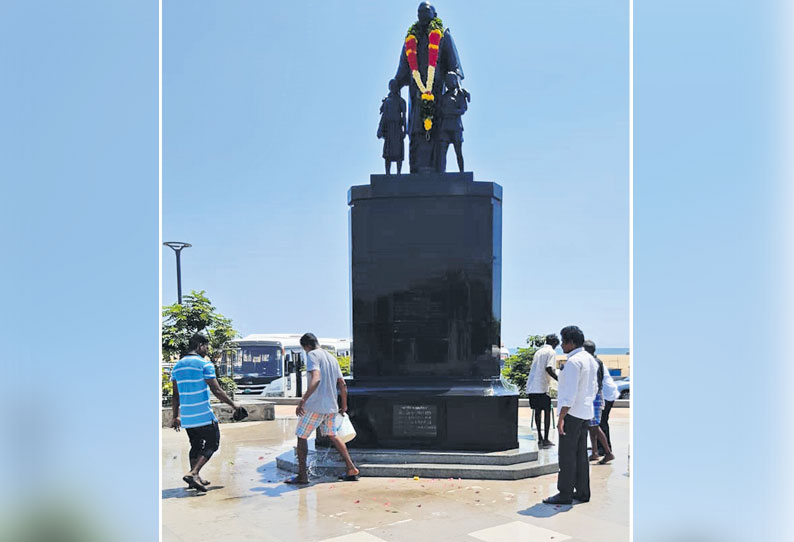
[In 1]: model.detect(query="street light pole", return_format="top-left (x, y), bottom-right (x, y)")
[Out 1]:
top-left (163, 241), bottom-right (192, 304)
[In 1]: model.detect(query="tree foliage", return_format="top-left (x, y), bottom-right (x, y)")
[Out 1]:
top-left (218, 376), bottom-right (237, 396)
top-left (336, 355), bottom-right (351, 377)
top-left (162, 290), bottom-right (239, 362)
top-left (501, 334), bottom-right (547, 398)
top-left (161, 367), bottom-right (173, 405)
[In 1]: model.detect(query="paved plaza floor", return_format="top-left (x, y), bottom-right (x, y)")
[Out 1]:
top-left (162, 407), bottom-right (630, 542)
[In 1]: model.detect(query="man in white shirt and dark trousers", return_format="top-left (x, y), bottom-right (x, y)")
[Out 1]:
top-left (525, 334), bottom-right (559, 449)
top-left (543, 325), bottom-right (599, 505)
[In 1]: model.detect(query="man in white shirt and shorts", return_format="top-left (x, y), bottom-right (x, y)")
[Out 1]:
top-left (525, 334), bottom-right (559, 449)
top-left (285, 333), bottom-right (360, 485)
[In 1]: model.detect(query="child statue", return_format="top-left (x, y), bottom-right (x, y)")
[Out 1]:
top-left (377, 79), bottom-right (407, 175)
top-left (437, 71), bottom-right (470, 173)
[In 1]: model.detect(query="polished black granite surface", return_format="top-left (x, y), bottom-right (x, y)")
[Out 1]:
top-left (348, 172), bottom-right (502, 380)
top-left (343, 172), bottom-right (517, 451)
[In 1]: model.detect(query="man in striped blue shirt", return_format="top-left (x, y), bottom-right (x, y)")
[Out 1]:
top-left (171, 334), bottom-right (240, 492)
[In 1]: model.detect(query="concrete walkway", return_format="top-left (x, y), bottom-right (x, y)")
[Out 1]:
top-left (162, 407), bottom-right (629, 542)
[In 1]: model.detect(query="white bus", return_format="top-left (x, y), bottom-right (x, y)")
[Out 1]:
top-left (318, 338), bottom-right (351, 357)
top-left (259, 336), bottom-right (351, 398)
top-left (228, 334), bottom-right (351, 396)
top-left (231, 334), bottom-right (305, 395)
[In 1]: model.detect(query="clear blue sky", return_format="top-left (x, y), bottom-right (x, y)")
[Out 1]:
top-left (2, 2), bottom-right (158, 540)
top-left (163, 0), bottom-right (630, 349)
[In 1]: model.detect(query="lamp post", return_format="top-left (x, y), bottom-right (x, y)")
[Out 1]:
top-left (163, 241), bottom-right (192, 304)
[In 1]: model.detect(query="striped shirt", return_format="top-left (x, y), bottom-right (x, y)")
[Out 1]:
top-left (171, 355), bottom-right (217, 428)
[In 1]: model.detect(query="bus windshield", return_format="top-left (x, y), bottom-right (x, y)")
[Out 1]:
top-left (236, 345), bottom-right (283, 376)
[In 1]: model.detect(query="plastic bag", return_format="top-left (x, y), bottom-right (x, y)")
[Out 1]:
top-left (334, 413), bottom-right (356, 443)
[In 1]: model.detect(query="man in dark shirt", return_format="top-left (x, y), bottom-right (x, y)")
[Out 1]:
top-left (583, 340), bottom-right (614, 464)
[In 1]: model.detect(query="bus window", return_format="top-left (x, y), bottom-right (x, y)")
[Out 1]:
top-left (238, 345), bottom-right (283, 376)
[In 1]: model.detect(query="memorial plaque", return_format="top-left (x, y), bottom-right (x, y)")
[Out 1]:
top-left (392, 404), bottom-right (438, 438)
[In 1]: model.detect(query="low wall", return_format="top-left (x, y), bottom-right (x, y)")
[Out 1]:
top-left (555, 354), bottom-right (631, 377)
top-left (162, 401), bottom-right (275, 428)
top-left (527, 398), bottom-right (630, 409)
top-left (254, 397), bottom-right (630, 409)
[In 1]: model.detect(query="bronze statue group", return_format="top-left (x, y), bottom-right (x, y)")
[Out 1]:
top-left (377, 2), bottom-right (470, 175)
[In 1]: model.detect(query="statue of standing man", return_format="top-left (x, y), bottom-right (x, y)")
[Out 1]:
top-left (394, 2), bottom-right (464, 173)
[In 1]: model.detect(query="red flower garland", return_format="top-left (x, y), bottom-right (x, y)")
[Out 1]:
top-left (404, 28), bottom-right (444, 133)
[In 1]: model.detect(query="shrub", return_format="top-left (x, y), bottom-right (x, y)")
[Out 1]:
top-left (162, 368), bottom-right (173, 406)
top-left (219, 376), bottom-right (237, 398)
top-left (336, 355), bottom-right (351, 376)
top-left (501, 335), bottom-right (546, 398)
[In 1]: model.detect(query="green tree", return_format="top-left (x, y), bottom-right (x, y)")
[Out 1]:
top-left (206, 313), bottom-right (237, 363)
top-left (336, 355), bottom-right (351, 376)
top-left (161, 290), bottom-right (239, 362)
top-left (501, 334), bottom-right (547, 398)
top-left (161, 367), bottom-right (173, 394)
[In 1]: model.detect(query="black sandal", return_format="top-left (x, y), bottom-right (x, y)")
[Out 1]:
top-left (183, 474), bottom-right (207, 492)
top-left (284, 476), bottom-right (309, 485)
top-left (338, 473), bottom-right (360, 482)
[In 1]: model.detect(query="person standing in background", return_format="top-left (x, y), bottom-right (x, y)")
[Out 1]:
top-left (583, 340), bottom-right (615, 464)
top-left (584, 341), bottom-right (620, 455)
top-left (543, 326), bottom-right (598, 505)
top-left (525, 334), bottom-right (559, 449)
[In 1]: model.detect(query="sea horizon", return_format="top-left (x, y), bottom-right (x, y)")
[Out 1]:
top-left (507, 346), bottom-right (630, 355)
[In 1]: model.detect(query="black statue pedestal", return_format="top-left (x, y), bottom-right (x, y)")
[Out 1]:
top-left (344, 172), bottom-right (518, 452)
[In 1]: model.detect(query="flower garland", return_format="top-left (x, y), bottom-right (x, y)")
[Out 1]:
top-left (404, 17), bottom-right (444, 134)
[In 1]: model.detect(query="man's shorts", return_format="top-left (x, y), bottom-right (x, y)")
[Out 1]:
top-left (590, 392), bottom-right (604, 426)
top-left (295, 411), bottom-right (337, 439)
top-left (186, 421), bottom-right (220, 460)
top-left (528, 392), bottom-right (551, 410)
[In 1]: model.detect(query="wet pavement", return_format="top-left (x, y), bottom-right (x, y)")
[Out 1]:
top-left (162, 407), bottom-right (629, 542)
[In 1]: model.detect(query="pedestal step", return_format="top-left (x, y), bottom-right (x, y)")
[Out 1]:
top-left (315, 442), bottom-right (537, 465)
top-left (275, 439), bottom-right (558, 481)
